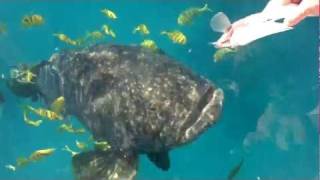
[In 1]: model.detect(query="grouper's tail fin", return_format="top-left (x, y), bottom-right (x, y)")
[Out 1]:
top-left (72, 150), bottom-right (138, 180)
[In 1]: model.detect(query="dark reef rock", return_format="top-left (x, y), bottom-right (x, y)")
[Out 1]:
top-left (36, 44), bottom-right (224, 180)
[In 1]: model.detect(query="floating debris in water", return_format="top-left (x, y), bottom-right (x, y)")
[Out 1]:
top-left (140, 39), bottom-right (158, 51)
top-left (21, 14), bottom-right (44, 28)
top-left (5, 164), bottom-right (16, 172)
top-left (101, 8), bottom-right (117, 20)
top-left (94, 141), bottom-right (111, 151)
top-left (101, 24), bottom-right (116, 38)
top-left (219, 79), bottom-right (240, 96)
top-left (58, 123), bottom-right (86, 134)
top-left (133, 24), bottom-right (150, 35)
top-left (227, 158), bottom-right (244, 180)
top-left (62, 145), bottom-right (79, 157)
top-left (23, 110), bottom-right (43, 127)
top-left (307, 104), bottom-right (319, 127)
top-left (53, 33), bottom-right (79, 46)
top-left (177, 3), bottom-right (212, 25)
top-left (213, 47), bottom-right (237, 62)
top-left (161, 30), bottom-right (187, 45)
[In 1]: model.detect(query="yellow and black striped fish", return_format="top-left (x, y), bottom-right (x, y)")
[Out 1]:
top-left (133, 24), bottom-right (150, 35)
top-left (177, 4), bottom-right (212, 26)
top-left (213, 48), bottom-right (237, 62)
top-left (140, 39), bottom-right (158, 51)
top-left (21, 14), bottom-right (44, 28)
top-left (101, 24), bottom-right (116, 38)
top-left (161, 30), bottom-right (187, 45)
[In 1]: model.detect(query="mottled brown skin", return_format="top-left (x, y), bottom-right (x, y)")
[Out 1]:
top-left (34, 44), bottom-right (224, 180)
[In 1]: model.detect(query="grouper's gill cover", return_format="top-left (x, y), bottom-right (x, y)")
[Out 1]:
top-left (36, 44), bottom-right (224, 180)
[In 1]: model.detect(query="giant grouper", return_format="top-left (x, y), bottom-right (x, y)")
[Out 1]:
top-left (6, 44), bottom-right (224, 180)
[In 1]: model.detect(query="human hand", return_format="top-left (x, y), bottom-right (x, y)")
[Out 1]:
top-left (284, 0), bottom-right (319, 26)
top-left (215, 13), bottom-right (263, 48)
top-left (215, 0), bottom-right (319, 48)
top-left (264, 0), bottom-right (319, 26)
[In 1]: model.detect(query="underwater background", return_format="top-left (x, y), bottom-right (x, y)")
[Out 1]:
top-left (0, 0), bottom-right (318, 179)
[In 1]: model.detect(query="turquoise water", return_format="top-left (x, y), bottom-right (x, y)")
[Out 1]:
top-left (0, 0), bottom-right (318, 179)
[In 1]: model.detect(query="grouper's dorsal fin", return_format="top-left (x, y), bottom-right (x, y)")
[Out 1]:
top-left (147, 151), bottom-right (170, 171)
top-left (72, 150), bottom-right (138, 180)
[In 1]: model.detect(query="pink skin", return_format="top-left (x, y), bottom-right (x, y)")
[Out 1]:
top-left (216, 0), bottom-right (319, 48)
top-left (215, 14), bottom-right (257, 48)
top-left (285, 0), bottom-right (320, 26)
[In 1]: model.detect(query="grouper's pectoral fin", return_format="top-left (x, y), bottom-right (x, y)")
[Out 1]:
top-left (72, 150), bottom-right (138, 180)
top-left (147, 151), bottom-right (170, 171)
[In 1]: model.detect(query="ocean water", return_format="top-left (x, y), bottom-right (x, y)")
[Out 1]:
top-left (0, 0), bottom-right (318, 180)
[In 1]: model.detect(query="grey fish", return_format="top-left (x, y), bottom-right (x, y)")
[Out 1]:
top-left (9, 44), bottom-right (224, 179)
top-left (228, 158), bottom-right (244, 180)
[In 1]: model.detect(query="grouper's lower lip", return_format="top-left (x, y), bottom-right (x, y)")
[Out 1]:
top-left (197, 86), bottom-right (224, 126)
top-left (181, 87), bottom-right (224, 142)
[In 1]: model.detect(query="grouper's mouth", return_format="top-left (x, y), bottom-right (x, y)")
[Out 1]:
top-left (179, 85), bottom-right (224, 143)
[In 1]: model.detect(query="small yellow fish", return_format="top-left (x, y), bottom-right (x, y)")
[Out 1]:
top-left (13, 69), bottom-right (36, 84)
top-left (133, 24), bottom-right (150, 35)
top-left (101, 9), bottom-right (117, 20)
top-left (53, 33), bottom-right (78, 46)
top-left (94, 141), bottom-right (111, 151)
top-left (23, 110), bottom-right (42, 127)
top-left (5, 164), bottom-right (16, 172)
top-left (50, 96), bottom-right (65, 115)
top-left (101, 25), bottom-right (116, 38)
top-left (75, 140), bottom-right (88, 150)
top-left (14, 148), bottom-right (55, 167)
top-left (140, 39), bottom-right (158, 51)
top-left (161, 30), bottom-right (187, 45)
top-left (59, 123), bottom-right (86, 134)
top-left (26, 105), bottom-right (63, 121)
top-left (0, 22), bottom-right (7, 35)
top-left (22, 14), bottom-right (45, 28)
top-left (177, 4), bottom-right (212, 25)
top-left (16, 157), bottom-right (30, 167)
top-left (62, 145), bottom-right (79, 157)
top-left (23, 70), bottom-right (36, 83)
top-left (213, 48), bottom-right (237, 62)
top-left (29, 148), bottom-right (56, 162)
top-left (87, 30), bottom-right (105, 40)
